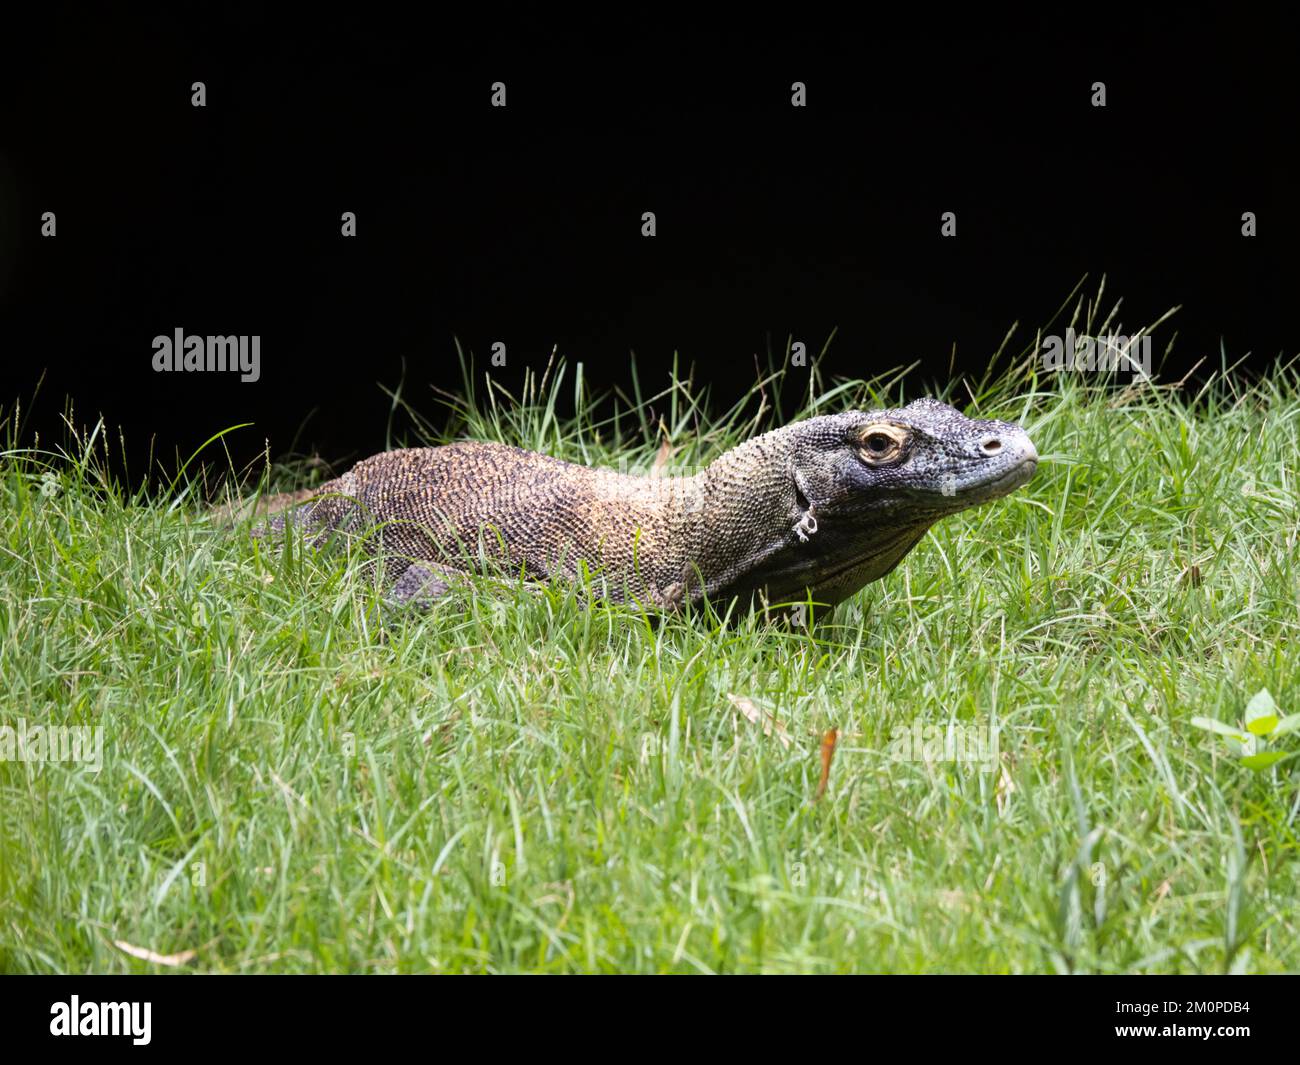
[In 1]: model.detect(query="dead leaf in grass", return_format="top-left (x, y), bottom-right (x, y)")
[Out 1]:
top-left (652, 434), bottom-right (674, 474)
top-left (727, 694), bottom-right (792, 749)
top-left (114, 940), bottom-right (197, 967)
top-left (816, 728), bottom-right (839, 800)
top-left (995, 759), bottom-right (1016, 816)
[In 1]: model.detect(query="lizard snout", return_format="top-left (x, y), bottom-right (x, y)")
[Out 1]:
top-left (960, 425), bottom-right (1038, 501)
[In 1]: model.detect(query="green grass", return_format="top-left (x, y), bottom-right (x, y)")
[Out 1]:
top-left (3, 289), bottom-right (1300, 973)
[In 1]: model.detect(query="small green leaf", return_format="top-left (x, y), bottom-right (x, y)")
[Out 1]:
top-left (1270, 713), bottom-right (1300, 738)
top-left (1246, 715), bottom-right (1279, 736)
top-left (1190, 716), bottom-right (1246, 740)
top-left (1245, 689), bottom-right (1278, 724)
top-left (1240, 751), bottom-right (1291, 771)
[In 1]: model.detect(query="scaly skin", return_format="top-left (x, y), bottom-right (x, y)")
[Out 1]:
top-left (247, 398), bottom-right (1038, 615)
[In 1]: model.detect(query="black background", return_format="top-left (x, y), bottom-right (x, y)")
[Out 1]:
top-left (2, 9), bottom-right (1295, 481)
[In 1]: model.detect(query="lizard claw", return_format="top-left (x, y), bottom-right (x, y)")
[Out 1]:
top-left (791, 466), bottom-right (819, 543)
top-left (793, 509), bottom-right (818, 543)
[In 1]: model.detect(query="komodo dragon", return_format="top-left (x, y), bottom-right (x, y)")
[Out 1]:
top-left (243, 397), bottom-right (1038, 617)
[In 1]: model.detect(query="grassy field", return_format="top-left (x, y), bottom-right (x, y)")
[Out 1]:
top-left (3, 294), bottom-right (1299, 973)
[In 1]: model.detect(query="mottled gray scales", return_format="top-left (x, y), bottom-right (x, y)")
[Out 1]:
top-left (246, 398), bottom-right (1038, 615)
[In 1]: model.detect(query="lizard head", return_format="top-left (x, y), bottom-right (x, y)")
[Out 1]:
top-left (746, 397), bottom-right (1038, 607)
top-left (826, 396), bottom-right (1039, 518)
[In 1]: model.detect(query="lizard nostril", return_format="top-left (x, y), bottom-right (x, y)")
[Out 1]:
top-left (980, 437), bottom-right (1002, 455)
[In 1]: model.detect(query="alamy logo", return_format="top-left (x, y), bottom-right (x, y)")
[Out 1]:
top-left (152, 328), bottom-right (260, 382)
top-left (0, 719), bottom-right (103, 772)
top-left (50, 997), bottom-right (151, 1045)
top-left (887, 721), bottom-right (999, 772)
top-left (1041, 327), bottom-right (1151, 379)
top-left (611, 457), bottom-right (708, 514)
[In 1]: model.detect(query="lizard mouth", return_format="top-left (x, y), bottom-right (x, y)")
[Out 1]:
top-left (946, 456), bottom-right (1037, 508)
top-left (890, 453), bottom-right (1038, 512)
top-left (981, 456), bottom-right (1038, 496)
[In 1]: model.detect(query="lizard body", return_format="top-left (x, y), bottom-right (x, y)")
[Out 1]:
top-left (247, 398), bottom-right (1038, 615)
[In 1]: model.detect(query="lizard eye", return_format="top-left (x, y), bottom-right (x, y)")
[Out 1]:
top-left (855, 423), bottom-right (911, 466)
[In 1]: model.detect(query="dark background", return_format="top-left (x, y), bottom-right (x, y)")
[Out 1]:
top-left (1, 10), bottom-right (1295, 481)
